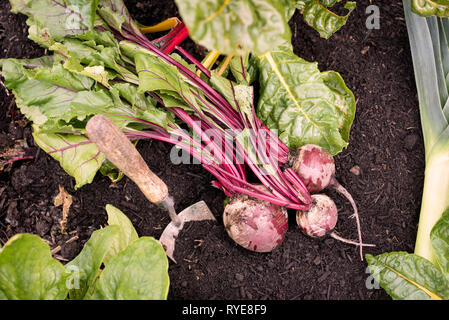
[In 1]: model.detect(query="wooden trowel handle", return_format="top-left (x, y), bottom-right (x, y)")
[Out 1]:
top-left (86, 115), bottom-right (168, 204)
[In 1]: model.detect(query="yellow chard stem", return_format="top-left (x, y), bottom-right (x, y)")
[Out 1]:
top-left (140, 17), bottom-right (181, 34)
top-left (217, 55), bottom-right (234, 76)
top-left (196, 50), bottom-right (221, 76)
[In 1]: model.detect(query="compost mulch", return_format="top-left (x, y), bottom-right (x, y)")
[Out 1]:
top-left (0, 1), bottom-right (423, 300)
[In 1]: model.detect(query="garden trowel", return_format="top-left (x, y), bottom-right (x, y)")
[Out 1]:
top-left (86, 115), bottom-right (216, 262)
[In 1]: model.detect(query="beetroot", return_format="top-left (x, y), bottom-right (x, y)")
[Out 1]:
top-left (296, 194), bottom-right (375, 253)
top-left (223, 191), bottom-right (288, 253)
top-left (291, 144), bottom-right (335, 193)
top-left (290, 144), bottom-right (372, 260)
top-left (296, 194), bottom-right (338, 237)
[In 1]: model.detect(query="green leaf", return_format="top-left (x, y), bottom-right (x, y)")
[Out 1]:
top-left (97, 0), bottom-right (142, 37)
top-left (1, 58), bottom-right (132, 131)
top-left (1, 59), bottom-right (88, 126)
top-left (412, 0), bottom-right (449, 17)
top-left (234, 84), bottom-right (254, 120)
top-left (102, 205), bottom-right (139, 265)
top-left (99, 159), bottom-right (124, 183)
top-left (135, 52), bottom-right (201, 112)
top-left (229, 55), bottom-right (251, 85)
top-left (175, 0), bottom-right (291, 55)
top-left (135, 53), bottom-right (189, 94)
top-left (282, 0), bottom-right (298, 21)
top-left (256, 43), bottom-right (355, 155)
top-left (25, 60), bottom-right (95, 92)
top-left (1, 54), bottom-right (171, 189)
top-left (209, 71), bottom-right (256, 128)
top-left (119, 40), bottom-right (156, 62)
top-left (366, 252), bottom-right (449, 300)
top-left (0, 234), bottom-right (68, 300)
top-left (110, 83), bottom-right (173, 129)
top-left (297, 0), bottom-right (356, 39)
top-left (227, 54), bottom-right (258, 86)
top-left (0, 56), bottom-right (53, 71)
top-left (90, 237), bottom-right (169, 300)
top-left (69, 63), bottom-right (112, 89)
top-left (65, 226), bottom-right (120, 300)
top-left (32, 125), bottom-right (105, 189)
top-left (9, 0), bottom-right (97, 45)
top-left (320, 70), bottom-right (356, 142)
top-left (209, 72), bottom-right (242, 110)
top-left (431, 207), bottom-right (449, 277)
top-left (56, 36), bottom-right (139, 84)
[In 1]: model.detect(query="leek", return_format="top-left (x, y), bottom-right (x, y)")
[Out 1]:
top-left (404, 0), bottom-right (449, 264)
top-left (360, 2), bottom-right (449, 300)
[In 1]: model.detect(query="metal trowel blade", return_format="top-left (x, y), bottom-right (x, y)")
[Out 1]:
top-left (159, 200), bottom-right (216, 263)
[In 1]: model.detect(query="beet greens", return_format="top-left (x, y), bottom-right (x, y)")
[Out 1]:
top-left (1, 0), bottom-right (313, 210)
top-left (1, 0), bottom-right (362, 254)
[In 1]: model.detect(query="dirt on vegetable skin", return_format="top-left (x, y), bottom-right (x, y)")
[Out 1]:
top-left (0, 0), bottom-right (423, 300)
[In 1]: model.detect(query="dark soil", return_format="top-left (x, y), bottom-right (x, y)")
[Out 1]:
top-left (0, 0), bottom-right (423, 300)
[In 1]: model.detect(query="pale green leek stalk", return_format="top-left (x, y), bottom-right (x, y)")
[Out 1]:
top-left (404, 0), bottom-right (449, 264)
top-left (416, 155), bottom-right (449, 263)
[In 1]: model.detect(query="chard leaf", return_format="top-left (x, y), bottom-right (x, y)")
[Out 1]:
top-left (1, 59), bottom-right (90, 127)
top-left (412, 0), bottom-right (449, 17)
top-left (0, 56), bottom-right (53, 71)
top-left (110, 83), bottom-right (173, 129)
top-left (1, 57), bottom-right (155, 132)
top-left (135, 53), bottom-right (187, 93)
top-left (256, 43), bottom-right (355, 155)
top-left (54, 37), bottom-right (139, 84)
top-left (209, 72), bottom-right (255, 122)
top-left (296, 0), bottom-right (356, 38)
top-left (1, 53), bottom-right (171, 189)
top-left (366, 252), bottom-right (449, 300)
top-left (431, 207), bottom-right (449, 277)
top-left (174, 0), bottom-right (291, 55)
top-left (229, 55), bottom-right (251, 85)
top-left (0, 234), bottom-right (68, 300)
top-left (1, 58), bottom-right (113, 129)
top-left (9, 0), bottom-right (97, 44)
top-left (90, 237), bottom-right (169, 300)
top-left (99, 159), bottom-right (124, 183)
top-left (119, 40), bottom-right (155, 62)
top-left (320, 70), bottom-right (356, 142)
top-left (23, 62), bottom-right (94, 93)
top-left (97, 0), bottom-right (142, 37)
top-left (209, 72), bottom-right (239, 109)
top-left (32, 125), bottom-right (105, 189)
top-left (158, 91), bottom-right (192, 111)
top-left (75, 29), bottom-right (120, 50)
top-left (102, 205), bottom-right (139, 265)
top-left (228, 54), bottom-right (258, 86)
top-left (282, 0), bottom-right (298, 21)
top-left (63, 59), bottom-right (112, 89)
top-left (66, 226), bottom-right (120, 300)
top-left (234, 84), bottom-right (254, 120)
top-left (170, 53), bottom-right (198, 74)
top-left (135, 53), bottom-right (201, 111)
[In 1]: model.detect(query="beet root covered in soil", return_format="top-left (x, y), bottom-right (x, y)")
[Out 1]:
top-left (223, 189), bottom-right (289, 253)
top-left (0, 0), bottom-right (424, 300)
